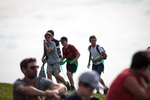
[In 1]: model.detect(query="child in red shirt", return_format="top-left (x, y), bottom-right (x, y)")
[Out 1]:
top-left (60, 36), bottom-right (80, 91)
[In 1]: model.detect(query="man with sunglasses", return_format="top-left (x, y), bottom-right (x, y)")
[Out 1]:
top-left (41, 32), bottom-right (70, 90)
top-left (13, 58), bottom-right (66, 100)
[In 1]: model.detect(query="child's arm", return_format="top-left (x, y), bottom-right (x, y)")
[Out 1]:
top-left (60, 55), bottom-right (65, 63)
top-left (71, 51), bottom-right (80, 64)
top-left (93, 51), bottom-right (107, 62)
top-left (87, 52), bottom-right (92, 68)
top-left (44, 40), bottom-right (52, 53)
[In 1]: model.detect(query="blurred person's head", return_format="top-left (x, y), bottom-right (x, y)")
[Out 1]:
top-left (44, 32), bottom-right (53, 43)
top-left (89, 35), bottom-right (97, 46)
top-left (130, 51), bottom-right (150, 77)
top-left (47, 30), bottom-right (54, 38)
top-left (77, 71), bottom-right (102, 99)
top-left (130, 51), bottom-right (150, 70)
top-left (20, 58), bottom-right (39, 79)
top-left (60, 36), bottom-right (68, 47)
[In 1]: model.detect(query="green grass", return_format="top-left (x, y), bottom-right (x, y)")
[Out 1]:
top-left (0, 83), bottom-right (13, 100)
top-left (0, 83), bottom-right (105, 100)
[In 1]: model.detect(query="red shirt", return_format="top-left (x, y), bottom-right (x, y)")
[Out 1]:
top-left (106, 68), bottom-right (142, 100)
top-left (62, 45), bottom-right (78, 60)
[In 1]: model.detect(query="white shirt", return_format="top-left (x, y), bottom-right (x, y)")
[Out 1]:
top-left (88, 44), bottom-right (103, 65)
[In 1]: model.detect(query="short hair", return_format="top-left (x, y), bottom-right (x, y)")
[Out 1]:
top-left (130, 51), bottom-right (150, 69)
top-left (47, 30), bottom-right (54, 36)
top-left (60, 36), bottom-right (68, 42)
top-left (89, 35), bottom-right (97, 42)
top-left (20, 58), bottom-right (36, 69)
top-left (44, 32), bottom-right (52, 38)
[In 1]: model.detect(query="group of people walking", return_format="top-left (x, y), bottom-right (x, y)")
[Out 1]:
top-left (12, 29), bottom-right (150, 100)
top-left (41, 30), bottom-right (107, 93)
top-left (41, 30), bottom-right (80, 91)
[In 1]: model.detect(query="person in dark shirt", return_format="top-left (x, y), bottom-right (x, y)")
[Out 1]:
top-left (65, 71), bottom-right (102, 100)
top-left (13, 58), bottom-right (66, 100)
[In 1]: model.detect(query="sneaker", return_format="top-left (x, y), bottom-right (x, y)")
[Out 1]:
top-left (70, 86), bottom-right (76, 91)
top-left (104, 87), bottom-right (109, 95)
top-left (65, 81), bottom-right (70, 91)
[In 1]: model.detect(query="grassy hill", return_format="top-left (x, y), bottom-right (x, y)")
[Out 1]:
top-left (0, 83), bottom-right (13, 100)
top-left (0, 83), bottom-right (105, 100)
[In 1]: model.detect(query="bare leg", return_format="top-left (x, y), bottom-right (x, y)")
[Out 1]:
top-left (54, 74), bottom-right (67, 85)
top-left (47, 72), bottom-right (52, 80)
top-left (55, 69), bottom-right (61, 83)
top-left (99, 76), bottom-right (107, 88)
top-left (67, 71), bottom-right (74, 86)
top-left (56, 78), bottom-right (60, 83)
top-left (96, 74), bottom-right (107, 93)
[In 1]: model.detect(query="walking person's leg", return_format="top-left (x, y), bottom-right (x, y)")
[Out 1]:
top-left (67, 71), bottom-right (74, 85)
top-left (55, 68), bottom-right (61, 83)
top-left (92, 64), bottom-right (100, 93)
top-left (96, 63), bottom-right (108, 95)
top-left (66, 62), bottom-right (76, 91)
top-left (53, 63), bottom-right (70, 90)
top-left (47, 64), bottom-right (53, 80)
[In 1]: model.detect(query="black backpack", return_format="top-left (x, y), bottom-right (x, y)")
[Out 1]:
top-left (89, 45), bottom-right (107, 60)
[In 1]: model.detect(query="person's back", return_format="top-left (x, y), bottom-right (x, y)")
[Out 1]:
top-left (65, 92), bottom-right (82, 100)
top-left (106, 69), bottom-right (142, 100)
top-left (106, 51), bottom-right (150, 100)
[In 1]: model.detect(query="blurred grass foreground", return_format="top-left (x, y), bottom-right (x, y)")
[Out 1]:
top-left (0, 83), bottom-right (106, 100)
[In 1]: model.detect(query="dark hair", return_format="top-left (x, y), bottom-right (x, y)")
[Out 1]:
top-left (89, 35), bottom-right (97, 42)
top-left (44, 32), bottom-right (52, 38)
top-left (147, 46), bottom-right (150, 50)
top-left (20, 58), bottom-right (36, 69)
top-left (79, 82), bottom-right (91, 88)
top-left (60, 36), bottom-right (68, 42)
top-left (130, 51), bottom-right (150, 69)
top-left (47, 30), bottom-right (54, 36)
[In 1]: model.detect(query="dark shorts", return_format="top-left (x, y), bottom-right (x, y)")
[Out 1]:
top-left (66, 62), bottom-right (77, 73)
top-left (92, 63), bottom-right (104, 75)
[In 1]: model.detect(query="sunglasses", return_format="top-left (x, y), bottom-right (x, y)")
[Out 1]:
top-left (29, 66), bottom-right (39, 70)
top-left (45, 37), bottom-right (51, 39)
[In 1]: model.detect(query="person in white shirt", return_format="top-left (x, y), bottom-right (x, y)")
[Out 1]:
top-left (87, 35), bottom-right (108, 95)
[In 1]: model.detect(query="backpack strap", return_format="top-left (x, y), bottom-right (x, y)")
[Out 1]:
top-left (89, 45), bottom-right (101, 55)
top-left (68, 44), bottom-right (76, 55)
top-left (89, 45), bottom-right (107, 60)
top-left (64, 44), bottom-right (76, 57)
top-left (96, 45), bottom-right (101, 55)
top-left (97, 45), bottom-right (107, 60)
top-left (88, 45), bottom-right (91, 51)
